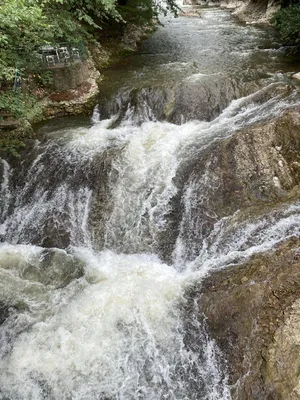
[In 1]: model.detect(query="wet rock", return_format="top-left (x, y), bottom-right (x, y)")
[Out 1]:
top-left (97, 74), bottom-right (259, 127)
top-left (98, 86), bottom-right (175, 125)
top-left (178, 9), bottom-right (202, 17)
top-left (43, 63), bottom-right (100, 120)
top-left (0, 303), bottom-right (10, 326)
top-left (122, 23), bottom-right (157, 52)
top-left (292, 73), bottom-right (300, 82)
top-left (171, 107), bottom-right (300, 261)
top-left (210, 0), bottom-right (281, 23)
top-left (169, 76), bottom-right (241, 124)
top-left (267, 299), bottom-right (300, 399)
top-left (185, 237), bottom-right (300, 399)
top-left (88, 148), bottom-right (120, 251)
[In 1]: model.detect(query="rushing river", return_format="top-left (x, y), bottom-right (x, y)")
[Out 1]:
top-left (0, 7), bottom-right (300, 400)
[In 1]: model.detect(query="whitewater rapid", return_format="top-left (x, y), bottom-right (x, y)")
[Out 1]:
top-left (1, 7), bottom-right (300, 400)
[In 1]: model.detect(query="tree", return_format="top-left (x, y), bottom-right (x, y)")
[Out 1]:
top-left (271, 3), bottom-right (300, 50)
top-left (117, 0), bottom-right (178, 24)
top-left (0, 0), bottom-right (53, 81)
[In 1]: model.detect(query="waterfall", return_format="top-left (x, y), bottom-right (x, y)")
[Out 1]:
top-left (0, 8), bottom-right (299, 400)
top-left (91, 105), bottom-right (101, 124)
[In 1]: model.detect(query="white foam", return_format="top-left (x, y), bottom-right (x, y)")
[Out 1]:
top-left (0, 249), bottom-right (230, 399)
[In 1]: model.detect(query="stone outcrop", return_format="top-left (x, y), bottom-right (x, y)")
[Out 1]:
top-left (183, 107), bottom-right (300, 399)
top-left (173, 105), bottom-right (300, 254)
top-left (42, 62), bottom-right (100, 120)
top-left (231, 0), bottom-right (280, 23)
top-left (208, 105), bottom-right (300, 209)
top-left (38, 23), bottom-right (156, 123)
top-left (183, 0), bottom-right (280, 23)
top-left (121, 23), bottom-right (157, 52)
top-left (186, 237), bottom-right (300, 399)
top-left (50, 60), bottom-right (97, 92)
top-left (293, 73), bottom-right (300, 83)
top-left (0, 22), bottom-right (157, 139)
top-left (267, 298), bottom-right (300, 400)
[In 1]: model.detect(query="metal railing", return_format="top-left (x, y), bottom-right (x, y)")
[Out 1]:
top-left (37, 42), bottom-right (86, 68)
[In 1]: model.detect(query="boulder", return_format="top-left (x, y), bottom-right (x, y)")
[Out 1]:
top-left (292, 73), bottom-right (300, 82)
top-left (185, 237), bottom-right (300, 399)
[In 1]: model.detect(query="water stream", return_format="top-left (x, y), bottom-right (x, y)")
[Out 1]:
top-left (0, 7), bottom-right (300, 399)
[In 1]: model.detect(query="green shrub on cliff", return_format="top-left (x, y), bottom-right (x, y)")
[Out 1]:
top-left (0, 138), bottom-right (25, 158)
top-left (272, 4), bottom-right (300, 51)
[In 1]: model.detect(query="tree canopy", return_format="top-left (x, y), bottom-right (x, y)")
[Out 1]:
top-left (0, 0), bottom-right (53, 81)
top-left (271, 2), bottom-right (300, 50)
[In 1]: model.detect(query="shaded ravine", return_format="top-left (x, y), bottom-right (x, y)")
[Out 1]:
top-left (0, 8), bottom-right (300, 400)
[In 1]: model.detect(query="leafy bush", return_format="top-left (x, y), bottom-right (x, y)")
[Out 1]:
top-left (0, 138), bottom-right (25, 158)
top-left (0, 92), bottom-right (38, 119)
top-left (118, 0), bottom-right (178, 25)
top-left (0, 0), bottom-right (54, 81)
top-left (271, 4), bottom-right (300, 50)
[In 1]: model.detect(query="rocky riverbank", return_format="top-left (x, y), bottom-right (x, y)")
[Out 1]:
top-left (35, 22), bottom-right (156, 121)
top-left (38, 22), bottom-right (157, 122)
top-left (187, 236), bottom-right (300, 399)
top-left (183, 0), bottom-right (280, 23)
top-left (0, 21), bottom-right (157, 154)
top-left (185, 107), bottom-right (300, 399)
top-left (223, 0), bottom-right (280, 24)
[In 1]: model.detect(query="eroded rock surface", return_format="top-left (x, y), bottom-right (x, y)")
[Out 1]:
top-left (181, 106), bottom-right (300, 399)
top-left (267, 298), bottom-right (300, 400)
top-left (185, 238), bottom-right (300, 399)
top-left (169, 106), bottom-right (300, 262)
top-left (185, 0), bottom-right (281, 23)
top-left (192, 105), bottom-right (300, 213)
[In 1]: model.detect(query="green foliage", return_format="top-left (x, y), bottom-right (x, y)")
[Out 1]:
top-left (0, 138), bottom-right (25, 158)
top-left (118, 0), bottom-right (178, 23)
top-left (0, 92), bottom-right (38, 119)
top-left (36, 70), bottom-right (54, 87)
top-left (0, 0), bottom-right (117, 82)
top-left (44, 0), bottom-right (122, 28)
top-left (118, 0), bottom-right (156, 24)
top-left (0, 93), bottom-right (24, 118)
top-left (0, 0), bottom-right (54, 81)
top-left (271, 4), bottom-right (300, 50)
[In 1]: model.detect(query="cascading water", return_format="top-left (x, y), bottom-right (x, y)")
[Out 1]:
top-left (0, 8), bottom-right (300, 400)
